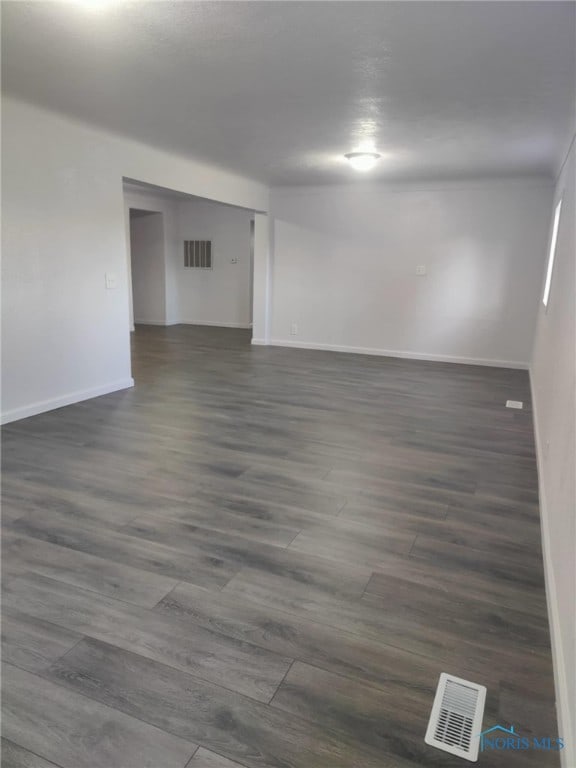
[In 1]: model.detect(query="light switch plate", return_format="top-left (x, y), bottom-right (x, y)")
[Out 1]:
top-left (105, 272), bottom-right (117, 290)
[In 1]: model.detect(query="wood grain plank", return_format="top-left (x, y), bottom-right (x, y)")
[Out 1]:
top-left (2, 663), bottom-right (196, 768)
top-left (45, 637), bottom-right (416, 768)
top-left (270, 662), bottom-right (556, 768)
top-left (3, 573), bottom-right (292, 702)
top-left (410, 535), bottom-right (545, 589)
top-left (1, 325), bottom-right (557, 768)
top-left (154, 580), bottom-right (502, 706)
top-left (2, 531), bottom-right (178, 608)
top-left (224, 567), bottom-right (554, 688)
top-left (186, 748), bottom-right (245, 768)
top-left (118, 517), bottom-right (372, 599)
top-left (0, 739), bottom-right (62, 768)
top-left (1, 608), bottom-right (80, 674)
top-left (6, 512), bottom-right (240, 591)
top-left (365, 556), bottom-right (547, 616)
top-left (288, 520), bottom-right (415, 564)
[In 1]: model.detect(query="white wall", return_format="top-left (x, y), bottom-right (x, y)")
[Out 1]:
top-left (269, 180), bottom-right (553, 367)
top-left (252, 213), bottom-right (272, 343)
top-left (531, 134), bottom-right (575, 768)
top-left (123, 186), bottom-right (180, 328)
top-left (176, 198), bottom-right (253, 328)
top-left (122, 187), bottom-right (254, 330)
top-left (130, 212), bottom-right (166, 325)
top-left (1, 96), bottom-right (267, 423)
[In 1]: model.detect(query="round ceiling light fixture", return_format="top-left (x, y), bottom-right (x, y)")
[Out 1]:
top-left (344, 152), bottom-right (381, 171)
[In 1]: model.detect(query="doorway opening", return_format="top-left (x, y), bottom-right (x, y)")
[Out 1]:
top-left (129, 209), bottom-right (166, 327)
top-left (123, 179), bottom-right (264, 383)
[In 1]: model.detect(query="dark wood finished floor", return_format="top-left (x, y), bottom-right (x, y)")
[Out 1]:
top-left (1, 325), bottom-right (559, 768)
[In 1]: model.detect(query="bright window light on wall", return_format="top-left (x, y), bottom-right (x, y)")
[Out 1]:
top-left (542, 199), bottom-right (563, 307)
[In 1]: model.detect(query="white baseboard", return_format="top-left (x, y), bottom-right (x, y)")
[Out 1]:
top-left (1, 378), bottom-right (135, 425)
top-left (530, 371), bottom-right (574, 768)
top-left (253, 338), bottom-right (528, 369)
top-left (134, 319), bottom-right (171, 326)
top-left (179, 320), bottom-right (253, 329)
top-left (135, 320), bottom-right (253, 329)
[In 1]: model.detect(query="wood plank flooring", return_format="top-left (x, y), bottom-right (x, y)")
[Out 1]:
top-left (1, 325), bottom-right (559, 768)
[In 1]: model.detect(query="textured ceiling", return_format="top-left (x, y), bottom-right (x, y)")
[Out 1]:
top-left (2, 1), bottom-right (575, 185)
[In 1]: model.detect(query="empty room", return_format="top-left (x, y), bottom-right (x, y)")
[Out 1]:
top-left (1, 2), bottom-right (575, 768)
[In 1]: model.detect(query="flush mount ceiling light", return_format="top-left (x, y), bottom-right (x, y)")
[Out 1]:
top-left (344, 152), bottom-right (381, 171)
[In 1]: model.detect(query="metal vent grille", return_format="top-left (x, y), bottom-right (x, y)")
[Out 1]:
top-left (425, 673), bottom-right (486, 762)
top-left (184, 240), bottom-right (212, 269)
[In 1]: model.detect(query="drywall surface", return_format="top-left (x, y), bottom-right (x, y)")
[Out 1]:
top-left (252, 213), bottom-right (271, 343)
top-left (124, 186), bottom-right (180, 328)
top-left (123, 186), bottom-right (253, 329)
top-left (269, 180), bottom-right (552, 366)
top-left (1, 96), bottom-right (267, 422)
top-left (176, 198), bottom-right (253, 327)
top-left (531, 135), bottom-right (575, 768)
top-left (130, 212), bottom-right (166, 325)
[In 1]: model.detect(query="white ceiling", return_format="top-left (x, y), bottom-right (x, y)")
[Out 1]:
top-left (2, 1), bottom-right (575, 186)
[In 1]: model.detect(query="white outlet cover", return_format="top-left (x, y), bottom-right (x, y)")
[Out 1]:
top-left (506, 400), bottom-right (523, 409)
top-left (416, 265), bottom-right (426, 276)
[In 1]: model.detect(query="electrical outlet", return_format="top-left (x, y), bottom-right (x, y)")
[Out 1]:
top-left (505, 400), bottom-right (523, 409)
top-left (290, 322), bottom-right (298, 335)
top-left (231, 257), bottom-right (238, 264)
top-left (416, 265), bottom-right (426, 276)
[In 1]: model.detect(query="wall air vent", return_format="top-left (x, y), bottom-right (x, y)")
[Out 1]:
top-left (425, 673), bottom-right (486, 762)
top-left (184, 240), bottom-right (212, 269)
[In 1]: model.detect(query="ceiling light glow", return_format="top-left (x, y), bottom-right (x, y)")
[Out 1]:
top-left (344, 152), bottom-right (381, 172)
top-left (74, 0), bottom-right (113, 11)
